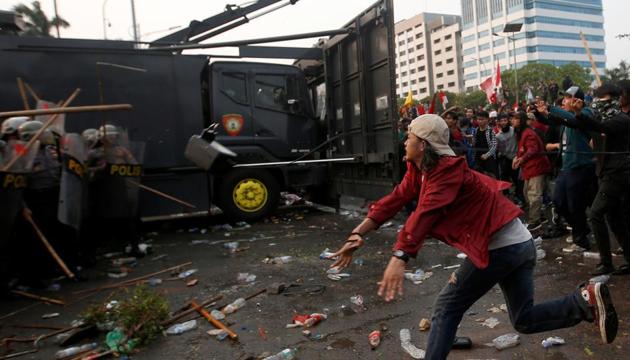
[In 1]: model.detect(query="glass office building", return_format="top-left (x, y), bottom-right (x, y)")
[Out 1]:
top-left (460, 0), bottom-right (605, 91)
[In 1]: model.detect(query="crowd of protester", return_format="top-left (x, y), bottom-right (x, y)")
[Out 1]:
top-left (399, 79), bottom-right (630, 277)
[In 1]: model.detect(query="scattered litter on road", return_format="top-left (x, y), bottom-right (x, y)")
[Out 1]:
top-left (353, 258), bottom-right (365, 266)
top-left (234, 221), bottom-right (251, 230)
top-left (151, 254), bottom-right (167, 261)
top-left (207, 328), bottom-right (227, 340)
top-left (534, 236), bottom-right (543, 246)
top-left (291, 313), bottom-right (327, 328)
top-left (404, 269), bottom-right (433, 284)
top-left (430, 264), bottom-right (442, 269)
top-left (213, 224), bottom-right (233, 232)
top-left (145, 278), bottom-right (162, 287)
top-left (589, 274), bottom-right (610, 284)
top-left (584, 345), bottom-right (594, 356)
top-left (542, 336), bottom-right (566, 348)
top-left (190, 240), bottom-right (210, 245)
top-left (46, 283), bottom-right (61, 292)
top-left (381, 221), bottom-right (394, 228)
top-left (419, 318), bottom-right (431, 331)
top-left (223, 298), bottom-right (246, 314)
top-left (492, 333), bottom-right (520, 350)
top-left (263, 256), bottom-right (293, 264)
top-left (107, 272), bottom-right (128, 279)
top-left (400, 328), bottom-right (426, 359)
top-left (112, 257), bottom-right (137, 266)
top-left (350, 295), bottom-right (364, 307)
top-left (481, 317), bottom-right (500, 329)
top-left (263, 348), bottom-right (297, 360)
top-left (456, 253), bottom-right (467, 259)
top-left (178, 269), bottom-right (198, 279)
top-left (186, 279), bottom-right (198, 287)
top-left (327, 273), bottom-right (351, 281)
top-left (237, 273), bottom-right (256, 283)
top-left (55, 342), bottom-right (98, 359)
top-left (166, 319), bottom-right (197, 335)
top-left (42, 312), bottom-right (60, 319)
top-left (536, 248), bottom-right (546, 260)
top-left (443, 264), bottom-right (461, 270)
top-left (223, 241), bottom-right (239, 252)
top-left (319, 248), bottom-right (336, 260)
top-left (369, 330), bottom-right (381, 349)
top-left (583, 252), bottom-right (601, 260)
top-left (210, 309), bottom-right (225, 320)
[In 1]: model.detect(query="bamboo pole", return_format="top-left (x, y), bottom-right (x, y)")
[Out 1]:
top-left (74, 262), bottom-right (193, 295)
top-left (127, 179), bottom-right (197, 209)
top-left (0, 103), bottom-right (132, 118)
top-left (2, 88), bottom-right (80, 172)
top-left (580, 31), bottom-right (602, 87)
top-left (191, 300), bottom-right (238, 339)
top-left (0, 349), bottom-right (39, 359)
top-left (9, 290), bottom-right (65, 306)
top-left (23, 82), bottom-right (41, 102)
top-left (161, 294), bottom-right (223, 326)
top-left (16, 78), bottom-right (30, 111)
top-left (23, 211), bottom-right (76, 279)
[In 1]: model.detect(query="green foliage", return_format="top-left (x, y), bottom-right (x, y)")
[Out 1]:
top-left (12, 1), bottom-right (70, 36)
top-left (453, 90), bottom-right (487, 110)
top-left (605, 60), bottom-right (630, 83)
top-left (82, 285), bottom-right (170, 346)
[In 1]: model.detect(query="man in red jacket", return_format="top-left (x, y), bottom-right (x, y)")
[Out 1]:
top-left (329, 114), bottom-right (617, 360)
top-left (512, 111), bottom-right (551, 231)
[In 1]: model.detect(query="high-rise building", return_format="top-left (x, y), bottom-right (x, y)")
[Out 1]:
top-left (394, 13), bottom-right (464, 100)
top-left (460, 0), bottom-right (606, 92)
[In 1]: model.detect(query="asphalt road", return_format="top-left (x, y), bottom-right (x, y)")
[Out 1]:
top-left (1, 206), bottom-right (628, 359)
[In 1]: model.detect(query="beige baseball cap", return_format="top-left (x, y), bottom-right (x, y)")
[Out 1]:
top-left (408, 114), bottom-right (456, 156)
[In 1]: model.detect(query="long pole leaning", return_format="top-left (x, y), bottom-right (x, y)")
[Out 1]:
top-left (580, 31), bottom-right (602, 87)
top-left (2, 88), bottom-right (81, 172)
top-left (23, 210), bottom-right (76, 280)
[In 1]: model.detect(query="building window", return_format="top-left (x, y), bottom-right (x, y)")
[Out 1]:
top-left (463, 34), bottom-right (475, 43)
top-left (401, 71), bottom-right (407, 76)
top-left (400, 61), bottom-right (407, 66)
top-left (463, 47), bottom-right (475, 56)
top-left (434, 38), bottom-right (441, 44)
top-left (412, 90), bottom-right (418, 95)
top-left (436, 73), bottom-right (443, 78)
top-left (434, 49), bottom-right (441, 55)
top-left (436, 61), bottom-right (443, 67)
top-left (416, 44), bottom-right (424, 50)
top-left (448, 82), bottom-right (455, 87)
top-left (402, 81), bottom-right (408, 87)
top-left (419, 76), bottom-right (426, 82)
top-left (399, 51), bottom-right (406, 56)
top-left (437, 84), bottom-right (444, 90)
top-left (222, 72), bottom-right (248, 104)
top-left (415, 32), bottom-right (423, 39)
top-left (447, 70), bottom-right (455, 75)
top-left (493, 38), bottom-right (505, 47)
top-left (408, 47), bottom-right (415, 53)
top-left (445, 46), bottom-right (453, 52)
top-left (409, 58), bottom-right (416, 64)
top-left (420, 88), bottom-right (427, 93)
top-left (411, 79), bottom-right (417, 85)
top-left (446, 58), bottom-right (454, 64)
top-left (417, 55), bottom-right (425, 61)
top-left (445, 34), bottom-right (452, 40)
top-left (407, 37), bottom-right (413, 43)
top-left (398, 40), bottom-right (405, 46)
top-left (418, 66), bottom-right (426, 72)
top-left (410, 69), bottom-right (416, 74)
top-left (478, 43), bottom-right (490, 51)
top-left (478, 30), bottom-right (489, 39)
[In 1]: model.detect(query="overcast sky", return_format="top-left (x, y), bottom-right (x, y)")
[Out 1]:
top-left (1, 0), bottom-right (626, 67)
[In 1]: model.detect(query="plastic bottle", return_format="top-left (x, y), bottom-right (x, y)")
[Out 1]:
top-left (210, 309), bottom-right (225, 320)
top-left (541, 336), bottom-right (565, 348)
top-left (263, 348), bottom-right (298, 360)
top-left (165, 319), bottom-right (197, 335)
top-left (55, 343), bottom-right (98, 359)
top-left (319, 248), bottom-right (335, 259)
top-left (223, 298), bottom-right (246, 314)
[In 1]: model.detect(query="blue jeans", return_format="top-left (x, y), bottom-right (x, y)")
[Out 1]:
top-left (425, 240), bottom-right (590, 360)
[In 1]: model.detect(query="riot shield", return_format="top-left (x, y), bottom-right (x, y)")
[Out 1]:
top-left (0, 140), bottom-right (38, 249)
top-left (35, 100), bottom-right (66, 137)
top-left (92, 127), bottom-right (145, 219)
top-left (57, 133), bottom-right (88, 229)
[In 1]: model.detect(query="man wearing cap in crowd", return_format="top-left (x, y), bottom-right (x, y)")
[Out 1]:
top-left (328, 114), bottom-right (618, 359)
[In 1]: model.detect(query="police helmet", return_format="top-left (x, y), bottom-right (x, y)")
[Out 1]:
top-left (18, 120), bottom-right (55, 145)
top-left (1, 116), bottom-right (29, 137)
top-left (98, 124), bottom-right (119, 142)
top-left (82, 128), bottom-right (99, 146)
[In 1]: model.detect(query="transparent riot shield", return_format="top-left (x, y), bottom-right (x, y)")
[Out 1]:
top-left (57, 133), bottom-right (88, 229)
top-left (92, 126), bottom-right (145, 219)
top-left (35, 100), bottom-right (66, 137)
top-left (0, 140), bottom-right (38, 244)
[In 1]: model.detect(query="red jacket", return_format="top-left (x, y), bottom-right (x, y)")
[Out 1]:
top-left (517, 127), bottom-right (551, 180)
top-left (367, 157), bottom-right (523, 269)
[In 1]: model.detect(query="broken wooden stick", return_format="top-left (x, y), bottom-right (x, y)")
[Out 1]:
top-left (16, 77), bottom-right (30, 111)
top-left (23, 210), bottom-right (76, 279)
top-left (23, 82), bottom-right (41, 102)
top-left (162, 295), bottom-right (223, 327)
top-left (11, 324), bottom-right (64, 331)
top-left (10, 290), bottom-right (65, 306)
top-left (2, 88), bottom-right (80, 172)
top-left (0, 348), bottom-right (38, 359)
top-left (127, 179), bottom-right (197, 209)
top-left (191, 300), bottom-right (238, 340)
top-left (1, 324), bottom-right (76, 347)
top-left (0, 303), bottom-right (38, 322)
top-left (0, 104), bottom-right (132, 118)
top-left (74, 262), bottom-right (193, 295)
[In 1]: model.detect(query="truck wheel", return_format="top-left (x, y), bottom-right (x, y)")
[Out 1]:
top-left (216, 169), bottom-right (279, 221)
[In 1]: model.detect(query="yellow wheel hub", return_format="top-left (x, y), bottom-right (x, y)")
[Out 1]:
top-left (233, 178), bottom-right (268, 212)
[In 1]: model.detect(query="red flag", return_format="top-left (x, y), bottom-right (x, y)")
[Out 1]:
top-left (480, 76), bottom-right (494, 103)
top-left (495, 62), bottom-right (502, 88)
top-left (438, 90), bottom-right (449, 107)
top-left (416, 103), bottom-right (426, 115)
top-left (428, 93), bottom-right (437, 114)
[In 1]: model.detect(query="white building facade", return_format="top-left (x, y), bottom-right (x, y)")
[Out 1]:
top-left (394, 13), bottom-right (464, 99)
top-left (460, 0), bottom-right (606, 91)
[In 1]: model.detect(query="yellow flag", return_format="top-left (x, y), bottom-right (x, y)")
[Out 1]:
top-left (403, 91), bottom-right (413, 107)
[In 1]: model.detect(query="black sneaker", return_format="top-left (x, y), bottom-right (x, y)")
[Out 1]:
top-left (581, 282), bottom-right (618, 344)
top-left (527, 221), bottom-right (543, 232)
top-left (591, 264), bottom-right (615, 276)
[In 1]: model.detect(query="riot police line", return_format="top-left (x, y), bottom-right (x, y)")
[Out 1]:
top-left (0, 117), bottom-right (144, 295)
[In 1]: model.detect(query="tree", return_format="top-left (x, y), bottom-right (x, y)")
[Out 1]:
top-left (605, 60), bottom-right (630, 83)
top-left (453, 90), bottom-right (487, 110)
top-left (12, 1), bottom-right (69, 37)
top-left (557, 63), bottom-right (591, 90)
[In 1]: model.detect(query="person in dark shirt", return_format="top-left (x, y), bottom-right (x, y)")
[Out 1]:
top-left (473, 111), bottom-right (498, 177)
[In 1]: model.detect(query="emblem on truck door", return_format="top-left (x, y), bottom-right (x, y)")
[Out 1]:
top-left (222, 114), bottom-right (244, 136)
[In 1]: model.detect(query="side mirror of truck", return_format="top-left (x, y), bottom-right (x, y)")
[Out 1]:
top-left (287, 99), bottom-right (302, 114)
